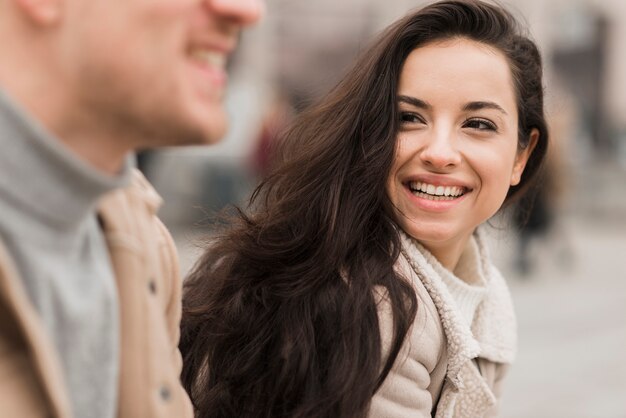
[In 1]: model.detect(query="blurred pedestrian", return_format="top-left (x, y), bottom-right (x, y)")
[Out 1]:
top-left (512, 165), bottom-right (556, 275)
top-left (180, 1), bottom-right (548, 417)
top-left (512, 84), bottom-right (574, 276)
top-left (250, 89), bottom-right (295, 178)
top-left (0, 1), bottom-right (262, 417)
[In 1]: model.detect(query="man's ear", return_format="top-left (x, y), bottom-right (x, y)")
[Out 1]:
top-left (510, 128), bottom-right (539, 186)
top-left (14, 0), bottom-right (62, 26)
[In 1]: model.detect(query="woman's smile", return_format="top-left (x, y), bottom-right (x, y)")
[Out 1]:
top-left (402, 176), bottom-right (472, 212)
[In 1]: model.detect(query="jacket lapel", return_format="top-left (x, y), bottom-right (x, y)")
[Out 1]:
top-left (0, 240), bottom-right (72, 418)
top-left (398, 230), bottom-right (512, 417)
top-left (398, 232), bottom-right (480, 390)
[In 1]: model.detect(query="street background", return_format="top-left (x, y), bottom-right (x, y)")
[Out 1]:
top-left (147, 1), bottom-right (626, 416)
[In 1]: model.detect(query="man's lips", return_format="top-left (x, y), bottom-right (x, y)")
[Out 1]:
top-left (186, 46), bottom-right (230, 89)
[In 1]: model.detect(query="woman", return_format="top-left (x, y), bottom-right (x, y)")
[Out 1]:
top-left (180, 1), bottom-right (548, 417)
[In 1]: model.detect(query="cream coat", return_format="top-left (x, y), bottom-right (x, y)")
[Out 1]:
top-left (0, 170), bottom-right (193, 418)
top-left (370, 230), bottom-right (517, 418)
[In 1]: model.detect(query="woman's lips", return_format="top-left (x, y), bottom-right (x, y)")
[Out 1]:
top-left (402, 180), bottom-right (471, 212)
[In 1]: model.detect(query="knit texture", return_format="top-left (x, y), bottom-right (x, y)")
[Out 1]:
top-left (399, 231), bottom-right (481, 390)
top-left (422, 237), bottom-right (488, 328)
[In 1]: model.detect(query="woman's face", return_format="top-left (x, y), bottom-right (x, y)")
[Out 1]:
top-left (386, 37), bottom-right (535, 268)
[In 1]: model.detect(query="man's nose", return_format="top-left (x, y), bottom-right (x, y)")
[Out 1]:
top-left (206, 0), bottom-right (265, 27)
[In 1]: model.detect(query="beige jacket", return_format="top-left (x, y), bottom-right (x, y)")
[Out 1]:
top-left (0, 170), bottom-right (193, 418)
top-left (370, 231), bottom-right (516, 418)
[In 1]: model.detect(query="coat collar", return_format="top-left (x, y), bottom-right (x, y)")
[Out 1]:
top-left (97, 169), bottom-right (162, 232)
top-left (397, 228), bottom-right (516, 391)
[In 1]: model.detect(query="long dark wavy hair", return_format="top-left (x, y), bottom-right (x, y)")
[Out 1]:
top-left (180, 1), bottom-right (549, 417)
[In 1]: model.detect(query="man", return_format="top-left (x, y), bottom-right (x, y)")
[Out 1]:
top-left (0, 0), bottom-right (263, 417)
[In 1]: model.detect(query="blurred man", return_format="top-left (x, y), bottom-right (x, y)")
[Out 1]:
top-left (0, 0), bottom-right (263, 417)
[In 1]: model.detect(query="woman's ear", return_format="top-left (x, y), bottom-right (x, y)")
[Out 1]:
top-left (510, 128), bottom-right (539, 186)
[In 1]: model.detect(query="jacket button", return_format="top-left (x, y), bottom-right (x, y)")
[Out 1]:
top-left (159, 385), bottom-right (171, 401)
top-left (148, 280), bottom-right (157, 294)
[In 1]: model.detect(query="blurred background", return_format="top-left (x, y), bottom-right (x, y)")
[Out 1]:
top-left (142, 1), bottom-right (626, 416)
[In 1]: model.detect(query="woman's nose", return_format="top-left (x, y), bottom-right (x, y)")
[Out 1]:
top-left (419, 130), bottom-right (462, 169)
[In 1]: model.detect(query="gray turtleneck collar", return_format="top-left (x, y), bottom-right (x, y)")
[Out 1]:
top-left (0, 88), bottom-right (132, 418)
top-left (0, 89), bottom-right (131, 233)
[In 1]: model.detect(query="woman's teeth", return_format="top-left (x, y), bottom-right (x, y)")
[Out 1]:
top-left (408, 181), bottom-right (465, 200)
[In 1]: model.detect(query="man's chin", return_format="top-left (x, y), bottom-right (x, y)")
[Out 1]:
top-left (192, 107), bottom-right (229, 145)
top-left (197, 122), bottom-right (228, 145)
top-left (169, 114), bottom-right (228, 147)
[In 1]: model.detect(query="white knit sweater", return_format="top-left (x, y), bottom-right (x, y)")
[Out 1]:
top-left (425, 236), bottom-right (488, 328)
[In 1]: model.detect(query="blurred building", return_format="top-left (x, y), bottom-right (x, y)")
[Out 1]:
top-left (147, 0), bottom-right (626, 224)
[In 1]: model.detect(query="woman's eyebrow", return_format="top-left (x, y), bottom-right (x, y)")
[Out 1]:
top-left (398, 96), bottom-right (508, 116)
top-left (397, 95), bottom-right (431, 110)
top-left (462, 101), bottom-right (508, 115)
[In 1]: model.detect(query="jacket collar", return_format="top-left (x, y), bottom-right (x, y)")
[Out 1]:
top-left (398, 228), bottom-right (516, 390)
top-left (97, 169), bottom-right (162, 232)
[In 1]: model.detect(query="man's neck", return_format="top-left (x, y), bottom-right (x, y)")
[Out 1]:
top-left (0, 53), bottom-right (134, 176)
top-left (53, 120), bottom-right (133, 176)
top-left (1, 82), bottom-right (132, 176)
top-left (0, 89), bottom-right (132, 230)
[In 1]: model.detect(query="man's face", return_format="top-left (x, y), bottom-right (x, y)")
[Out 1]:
top-left (61, 0), bottom-right (263, 147)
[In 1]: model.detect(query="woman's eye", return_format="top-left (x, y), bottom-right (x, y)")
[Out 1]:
top-left (399, 112), bottom-right (425, 124)
top-left (464, 118), bottom-right (497, 131)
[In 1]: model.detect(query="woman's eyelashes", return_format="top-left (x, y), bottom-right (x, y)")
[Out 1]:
top-left (463, 117), bottom-right (498, 132)
top-left (399, 111), bottom-right (426, 125)
top-left (399, 111), bottom-right (499, 133)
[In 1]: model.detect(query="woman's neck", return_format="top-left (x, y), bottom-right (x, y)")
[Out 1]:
top-left (416, 230), bottom-right (474, 271)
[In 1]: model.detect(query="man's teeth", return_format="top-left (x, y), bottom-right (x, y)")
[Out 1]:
top-left (408, 181), bottom-right (465, 198)
top-left (190, 49), bottom-right (226, 68)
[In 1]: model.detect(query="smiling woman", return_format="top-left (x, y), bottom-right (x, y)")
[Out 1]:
top-left (388, 38), bottom-right (537, 269)
top-left (180, 1), bottom-right (548, 417)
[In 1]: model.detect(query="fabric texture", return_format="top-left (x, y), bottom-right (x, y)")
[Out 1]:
top-left (0, 88), bottom-right (131, 418)
top-left (428, 237), bottom-right (488, 328)
top-left (0, 170), bottom-right (194, 418)
top-left (369, 228), bottom-right (517, 418)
